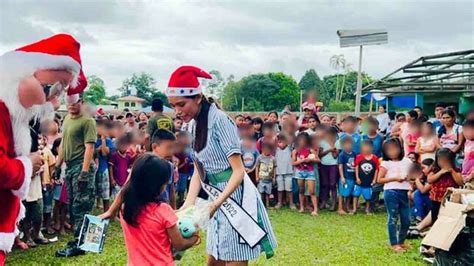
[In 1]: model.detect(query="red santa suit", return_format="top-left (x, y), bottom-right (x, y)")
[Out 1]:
top-left (0, 34), bottom-right (87, 264)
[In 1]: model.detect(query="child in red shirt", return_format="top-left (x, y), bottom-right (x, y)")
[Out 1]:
top-left (120, 154), bottom-right (200, 265)
top-left (428, 148), bottom-right (463, 222)
top-left (354, 140), bottom-right (379, 215)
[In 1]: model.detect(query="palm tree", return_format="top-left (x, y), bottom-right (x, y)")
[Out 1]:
top-left (338, 62), bottom-right (353, 102)
top-left (330, 54), bottom-right (346, 102)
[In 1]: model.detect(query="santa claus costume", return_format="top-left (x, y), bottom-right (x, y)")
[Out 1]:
top-left (0, 34), bottom-right (87, 264)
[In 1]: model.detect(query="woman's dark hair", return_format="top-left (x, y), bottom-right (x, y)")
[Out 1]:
top-left (421, 158), bottom-right (434, 167)
top-left (122, 153), bottom-right (172, 227)
top-left (52, 137), bottom-right (62, 156)
top-left (408, 110), bottom-right (418, 119)
top-left (382, 138), bottom-right (404, 161)
top-left (396, 113), bottom-right (406, 120)
top-left (407, 151), bottom-right (420, 162)
top-left (434, 148), bottom-right (456, 170)
top-left (309, 114), bottom-right (320, 124)
top-left (388, 111), bottom-right (396, 120)
top-left (437, 109), bottom-right (458, 138)
top-left (252, 117), bottom-right (263, 126)
top-left (190, 95), bottom-right (212, 152)
top-left (267, 111), bottom-right (279, 120)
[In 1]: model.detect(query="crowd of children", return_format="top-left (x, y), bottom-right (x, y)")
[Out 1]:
top-left (15, 100), bottom-right (473, 257)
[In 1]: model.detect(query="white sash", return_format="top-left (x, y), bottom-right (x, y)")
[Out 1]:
top-left (199, 169), bottom-right (266, 248)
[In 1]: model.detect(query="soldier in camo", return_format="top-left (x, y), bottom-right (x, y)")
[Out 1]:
top-left (52, 94), bottom-right (97, 257)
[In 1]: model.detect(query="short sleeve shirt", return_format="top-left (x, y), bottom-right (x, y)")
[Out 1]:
top-left (380, 157), bottom-right (412, 190)
top-left (95, 138), bottom-right (115, 173)
top-left (120, 203), bottom-right (177, 266)
top-left (256, 154), bottom-right (276, 181)
top-left (338, 151), bottom-right (356, 180)
top-left (355, 154), bottom-right (379, 187)
top-left (61, 114), bottom-right (97, 162)
top-left (241, 148), bottom-right (259, 169)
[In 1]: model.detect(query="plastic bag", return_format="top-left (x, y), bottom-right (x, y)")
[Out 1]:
top-left (173, 199), bottom-right (211, 261)
top-left (176, 198), bottom-right (211, 232)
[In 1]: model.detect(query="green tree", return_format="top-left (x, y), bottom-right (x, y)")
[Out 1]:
top-left (202, 70), bottom-right (226, 101)
top-left (83, 75), bottom-right (107, 105)
top-left (221, 73), bottom-right (299, 112)
top-left (298, 69), bottom-right (323, 92)
top-left (118, 73), bottom-right (160, 107)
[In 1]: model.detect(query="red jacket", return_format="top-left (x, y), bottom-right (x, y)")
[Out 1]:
top-left (0, 101), bottom-right (32, 254)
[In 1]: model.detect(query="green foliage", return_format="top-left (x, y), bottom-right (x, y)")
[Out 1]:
top-left (298, 69), bottom-right (323, 91)
top-left (7, 209), bottom-right (424, 265)
top-left (83, 75), bottom-right (107, 105)
top-left (221, 72), bottom-right (299, 112)
top-left (118, 73), bottom-right (163, 107)
top-left (321, 71), bottom-right (374, 112)
top-left (327, 100), bottom-right (355, 112)
top-left (201, 70), bottom-right (226, 101)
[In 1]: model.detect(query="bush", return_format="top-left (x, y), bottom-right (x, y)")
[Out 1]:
top-left (327, 100), bottom-right (355, 112)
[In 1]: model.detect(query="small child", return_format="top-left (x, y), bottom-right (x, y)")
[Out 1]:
top-left (378, 138), bottom-right (412, 252)
top-left (410, 159), bottom-right (433, 221)
top-left (428, 148), bottom-right (463, 222)
top-left (354, 140), bottom-right (379, 215)
top-left (362, 117), bottom-right (383, 157)
top-left (256, 143), bottom-right (277, 208)
top-left (241, 136), bottom-right (260, 186)
top-left (404, 120), bottom-right (421, 155)
top-left (95, 120), bottom-right (115, 212)
top-left (109, 134), bottom-right (134, 198)
top-left (51, 138), bottom-right (69, 235)
top-left (292, 133), bottom-right (319, 215)
top-left (319, 127), bottom-right (339, 210)
top-left (338, 116), bottom-right (362, 154)
top-left (337, 136), bottom-right (356, 215)
top-left (415, 122), bottom-right (438, 161)
top-left (120, 154), bottom-right (200, 265)
top-left (304, 115), bottom-right (319, 136)
top-left (462, 119), bottom-right (474, 183)
top-left (40, 136), bottom-right (56, 235)
top-left (256, 122), bottom-right (276, 154)
top-left (275, 134), bottom-right (295, 209)
top-left (175, 131), bottom-right (193, 208)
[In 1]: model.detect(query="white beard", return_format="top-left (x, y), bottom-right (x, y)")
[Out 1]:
top-left (0, 73), bottom-right (55, 156)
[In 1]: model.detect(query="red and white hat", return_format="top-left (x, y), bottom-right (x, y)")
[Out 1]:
top-left (1, 33), bottom-right (87, 95)
top-left (165, 66), bottom-right (212, 97)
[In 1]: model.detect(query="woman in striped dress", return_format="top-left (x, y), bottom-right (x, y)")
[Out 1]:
top-left (166, 66), bottom-right (277, 265)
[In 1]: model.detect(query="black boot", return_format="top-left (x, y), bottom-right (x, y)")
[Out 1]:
top-left (55, 240), bottom-right (86, 257)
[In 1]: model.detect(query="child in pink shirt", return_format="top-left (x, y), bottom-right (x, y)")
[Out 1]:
top-left (462, 119), bottom-right (474, 182)
top-left (120, 154), bottom-right (200, 265)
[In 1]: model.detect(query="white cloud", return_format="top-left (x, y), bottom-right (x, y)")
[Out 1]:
top-left (1, 0), bottom-right (472, 95)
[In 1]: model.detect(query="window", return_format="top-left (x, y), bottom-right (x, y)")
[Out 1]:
top-left (124, 102), bottom-right (130, 107)
top-left (131, 102), bottom-right (136, 107)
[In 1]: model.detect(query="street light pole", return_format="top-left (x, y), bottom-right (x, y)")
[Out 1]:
top-left (355, 45), bottom-right (363, 116)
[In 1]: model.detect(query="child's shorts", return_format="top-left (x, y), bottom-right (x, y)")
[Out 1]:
top-left (177, 173), bottom-right (189, 193)
top-left (111, 184), bottom-right (123, 199)
top-left (258, 180), bottom-right (273, 195)
top-left (53, 184), bottom-right (63, 201)
top-left (339, 178), bottom-right (355, 197)
top-left (95, 170), bottom-right (110, 200)
top-left (295, 170), bottom-right (315, 180)
top-left (42, 186), bottom-right (54, 213)
top-left (276, 174), bottom-right (293, 192)
top-left (353, 185), bottom-right (372, 201)
top-left (23, 200), bottom-right (43, 224)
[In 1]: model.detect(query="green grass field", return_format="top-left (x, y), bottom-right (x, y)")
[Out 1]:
top-left (7, 208), bottom-right (424, 265)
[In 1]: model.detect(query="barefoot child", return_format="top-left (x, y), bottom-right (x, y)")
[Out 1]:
top-left (354, 140), bottom-right (379, 215)
top-left (275, 134), bottom-right (295, 209)
top-left (120, 154), bottom-right (200, 265)
top-left (292, 133), bottom-right (319, 215)
top-left (256, 143), bottom-right (277, 208)
top-left (337, 136), bottom-right (356, 215)
top-left (378, 138), bottom-right (412, 252)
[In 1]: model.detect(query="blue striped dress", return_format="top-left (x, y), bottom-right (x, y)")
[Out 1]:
top-left (191, 103), bottom-right (277, 261)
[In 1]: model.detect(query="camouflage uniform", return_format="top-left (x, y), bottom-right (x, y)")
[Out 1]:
top-left (65, 159), bottom-right (97, 238)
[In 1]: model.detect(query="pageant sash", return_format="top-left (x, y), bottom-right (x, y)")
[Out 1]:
top-left (194, 159), bottom-right (266, 248)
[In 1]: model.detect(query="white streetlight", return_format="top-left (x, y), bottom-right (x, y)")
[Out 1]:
top-left (337, 29), bottom-right (388, 116)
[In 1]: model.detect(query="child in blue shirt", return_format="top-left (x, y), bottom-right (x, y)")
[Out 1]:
top-left (337, 136), bottom-right (356, 215)
top-left (362, 117), bottom-right (384, 157)
top-left (338, 116), bottom-right (362, 154)
top-left (95, 120), bottom-right (115, 212)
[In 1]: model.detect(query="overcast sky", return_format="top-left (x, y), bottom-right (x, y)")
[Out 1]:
top-left (1, 0), bottom-right (473, 95)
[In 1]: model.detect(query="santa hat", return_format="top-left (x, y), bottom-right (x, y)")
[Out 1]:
top-left (0, 33), bottom-right (87, 95)
top-left (165, 66), bottom-right (212, 97)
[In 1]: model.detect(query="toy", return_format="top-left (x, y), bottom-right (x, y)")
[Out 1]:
top-left (178, 217), bottom-right (197, 238)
